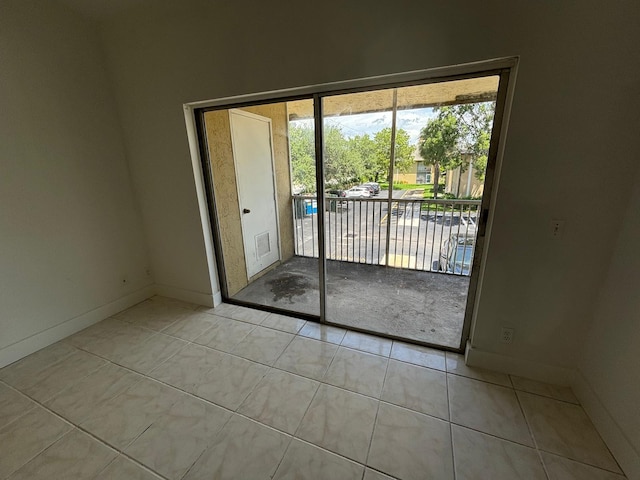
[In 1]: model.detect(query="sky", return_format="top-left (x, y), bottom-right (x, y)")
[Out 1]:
top-left (293, 107), bottom-right (437, 146)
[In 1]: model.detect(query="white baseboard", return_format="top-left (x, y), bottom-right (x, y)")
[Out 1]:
top-left (465, 343), bottom-right (638, 478)
top-left (213, 291), bottom-right (223, 307)
top-left (464, 342), bottom-right (576, 386)
top-left (573, 370), bottom-right (640, 479)
top-left (0, 285), bottom-right (155, 369)
top-left (155, 283), bottom-right (215, 308)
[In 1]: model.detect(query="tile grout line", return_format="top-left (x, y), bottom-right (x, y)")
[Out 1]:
top-left (0, 385), bottom-right (75, 479)
top-left (446, 418), bottom-right (546, 450)
top-left (184, 321), bottom-right (299, 415)
top-left (0, 378), bottom-right (172, 480)
top-left (291, 377), bottom-right (326, 440)
top-left (91, 454), bottom-right (121, 480)
top-left (17, 429), bottom-right (76, 477)
top-left (71, 333), bottom-right (293, 429)
top-left (2, 318), bottom-right (551, 423)
top-left (6, 307), bottom-right (619, 479)
top-left (11, 334), bottom-right (507, 444)
top-left (363, 352), bottom-right (392, 472)
top-left (244, 323), bottom-right (298, 368)
top-left (5, 348), bottom-right (111, 410)
top-left (340, 333), bottom-right (393, 358)
top-left (4, 349), bottom-right (254, 480)
top-left (448, 368), bottom-right (584, 406)
top-left (2, 307), bottom-right (452, 478)
top-left (0, 381), bottom-right (39, 432)
top-left (513, 388), bottom-right (551, 480)
top-left (123, 307), bottom-right (464, 382)
top-left (56, 338), bottom-right (309, 451)
top-left (269, 432), bottom-right (296, 479)
top-left (281, 437), bottom-right (371, 474)
top-left (445, 369), bottom-right (457, 480)
top-left (92, 453), bottom-right (165, 480)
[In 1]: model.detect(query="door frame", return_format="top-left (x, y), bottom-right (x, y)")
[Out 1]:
top-left (188, 57), bottom-right (519, 353)
top-left (228, 108), bottom-right (282, 279)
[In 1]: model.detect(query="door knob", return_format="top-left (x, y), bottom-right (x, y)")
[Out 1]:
top-left (243, 208), bottom-right (251, 214)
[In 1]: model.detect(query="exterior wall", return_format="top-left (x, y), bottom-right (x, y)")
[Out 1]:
top-left (394, 171), bottom-right (417, 184)
top-left (445, 163), bottom-right (484, 197)
top-left (204, 105), bottom-right (293, 297)
top-left (395, 162), bottom-right (433, 184)
top-left (204, 110), bottom-right (246, 296)
top-left (416, 162), bottom-right (433, 184)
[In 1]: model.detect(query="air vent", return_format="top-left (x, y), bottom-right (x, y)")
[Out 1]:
top-left (255, 232), bottom-right (271, 258)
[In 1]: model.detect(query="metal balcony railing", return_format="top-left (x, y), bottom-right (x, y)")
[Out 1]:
top-left (292, 195), bottom-right (481, 276)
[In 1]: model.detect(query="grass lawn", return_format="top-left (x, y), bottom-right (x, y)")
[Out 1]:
top-left (377, 183), bottom-right (481, 213)
top-left (379, 183), bottom-right (442, 198)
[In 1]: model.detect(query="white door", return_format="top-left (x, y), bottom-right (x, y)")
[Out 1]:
top-left (229, 109), bottom-right (280, 278)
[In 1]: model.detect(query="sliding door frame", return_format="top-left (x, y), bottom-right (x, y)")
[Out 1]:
top-left (191, 57), bottom-right (518, 352)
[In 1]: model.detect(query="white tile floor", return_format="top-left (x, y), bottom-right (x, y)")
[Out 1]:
top-left (0, 296), bottom-right (627, 480)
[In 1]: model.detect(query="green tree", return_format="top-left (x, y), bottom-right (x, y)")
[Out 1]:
top-left (419, 102), bottom-right (495, 198)
top-left (348, 133), bottom-right (375, 181)
top-left (288, 123), bottom-right (316, 193)
top-left (369, 128), bottom-right (414, 183)
top-left (289, 122), bottom-right (367, 191)
top-left (453, 103), bottom-right (494, 181)
top-left (289, 122), bottom-right (417, 190)
top-left (323, 124), bottom-right (365, 187)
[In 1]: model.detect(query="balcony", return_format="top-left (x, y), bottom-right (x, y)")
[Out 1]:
top-left (292, 195), bottom-right (479, 273)
top-left (233, 195), bottom-right (480, 348)
top-left (200, 84), bottom-right (496, 349)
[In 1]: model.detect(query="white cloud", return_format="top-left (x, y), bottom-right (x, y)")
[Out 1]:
top-left (290, 107), bottom-right (437, 145)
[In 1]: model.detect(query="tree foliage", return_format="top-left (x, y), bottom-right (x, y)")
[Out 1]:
top-left (418, 102), bottom-right (495, 198)
top-left (324, 125), bottom-right (365, 187)
top-left (368, 128), bottom-right (414, 183)
top-left (288, 122), bottom-right (414, 191)
top-left (288, 123), bottom-right (316, 193)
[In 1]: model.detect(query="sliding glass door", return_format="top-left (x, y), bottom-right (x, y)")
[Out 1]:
top-left (198, 64), bottom-right (513, 350)
top-left (201, 99), bottom-right (320, 318)
top-left (319, 78), bottom-right (499, 348)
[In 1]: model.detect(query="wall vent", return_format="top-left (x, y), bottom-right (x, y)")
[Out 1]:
top-left (255, 232), bottom-right (271, 258)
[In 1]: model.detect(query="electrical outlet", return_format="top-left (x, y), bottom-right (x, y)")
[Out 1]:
top-left (500, 327), bottom-right (514, 344)
top-left (551, 219), bottom-right (565, 237)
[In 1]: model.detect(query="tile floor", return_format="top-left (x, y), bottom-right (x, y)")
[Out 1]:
top-left (0, 296), bottom-right (626, 480)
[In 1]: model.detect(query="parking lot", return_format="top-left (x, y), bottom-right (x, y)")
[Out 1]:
top-left (294, 193), bottom-right (479, 273)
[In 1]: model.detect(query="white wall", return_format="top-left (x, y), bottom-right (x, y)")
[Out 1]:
top-left (98, 0), bottom-right (640, 373)
top-left (577, 165), bottom-right (640, 478)
top-left (0, 1), bottom-right (152, 366)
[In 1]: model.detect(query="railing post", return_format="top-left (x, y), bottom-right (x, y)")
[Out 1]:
top-left (384, 89), bottom-right (398, 266)
top-left (290, 195), bottom-right (481, 276)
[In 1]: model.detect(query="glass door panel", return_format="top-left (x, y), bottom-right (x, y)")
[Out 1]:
top-left (321, 89), bottom-right (394, 329)
top-left (320, 77), bottom-right (499, 348)
top-left (202, 98), bottom-right (320, 317)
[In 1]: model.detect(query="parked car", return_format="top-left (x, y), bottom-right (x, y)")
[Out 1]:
top-left (324, 190), bottom-right (347, 211)
top-left (434, 234), bottom-right (475, 275)
top-left (326, 189), bottom-right (346, 198)
top-left (358, 184), bottom-right (375, 196)
top-left (362, 182), bottom-right (380, 195)
top-left (345, 187), bottom-right (371, 198)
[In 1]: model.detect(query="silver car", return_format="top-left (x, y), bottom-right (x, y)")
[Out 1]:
top-left (435, 234), bottom-right (475, 275)
top-left (345, 187), bottom-right (371, 198)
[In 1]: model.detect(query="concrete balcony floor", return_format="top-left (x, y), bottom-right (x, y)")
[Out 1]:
top-left (232, 256), bottom-right (470, 348)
